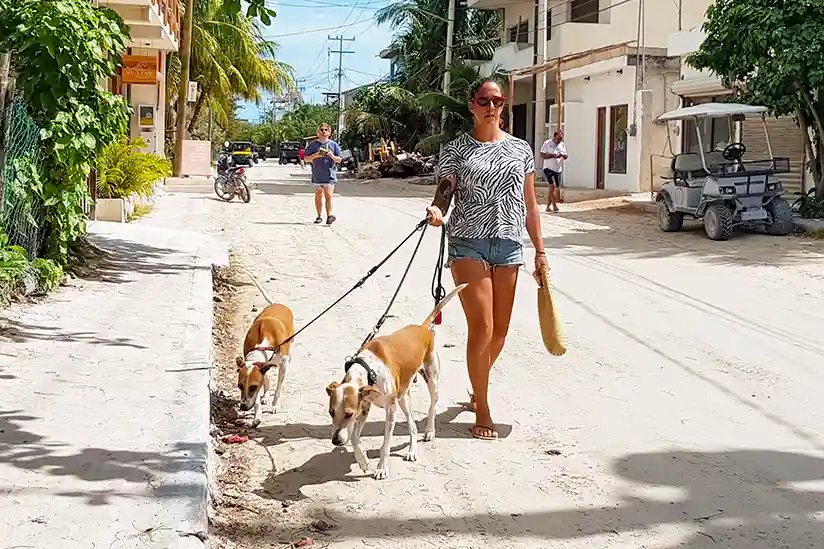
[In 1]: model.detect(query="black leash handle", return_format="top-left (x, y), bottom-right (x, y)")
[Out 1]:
top-left (431, 224), bottom-right (446, 304)
top-left (255, 218), bottom-right (429, 352)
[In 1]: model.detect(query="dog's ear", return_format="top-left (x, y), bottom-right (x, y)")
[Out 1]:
top-left (358, 386), bottom-right (383, 403)
top-left (254, 361), bottom-right (273, 375)
top-left (326, 381), bottom-right (340, 396)
top-left (235, 356), bottom-right (244, 371)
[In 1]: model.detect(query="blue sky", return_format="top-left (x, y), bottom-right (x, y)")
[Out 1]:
top-left (236, 0), bottom-right (395, 122)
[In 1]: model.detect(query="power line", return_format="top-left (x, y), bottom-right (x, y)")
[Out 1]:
top-left (270, 17), bottom-right (377, 38)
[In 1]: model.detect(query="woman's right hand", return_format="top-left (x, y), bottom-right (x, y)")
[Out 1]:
top-left (426, 205), bottom-right (444, 226)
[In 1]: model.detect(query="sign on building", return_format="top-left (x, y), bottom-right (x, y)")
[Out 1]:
top-left (122, 55), bottom-right (160, 85)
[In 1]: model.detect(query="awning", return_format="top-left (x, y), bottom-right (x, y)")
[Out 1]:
top-left (669, 75), bottom-right (730, 98)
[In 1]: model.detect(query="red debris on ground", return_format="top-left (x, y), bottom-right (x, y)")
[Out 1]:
top-left (221, 434), bottom-right (249, 444)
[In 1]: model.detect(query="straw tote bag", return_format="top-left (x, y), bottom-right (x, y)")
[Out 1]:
top-left (535, 265), bottom-right (567, 356)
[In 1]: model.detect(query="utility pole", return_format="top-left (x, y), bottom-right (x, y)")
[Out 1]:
top-left (328, 35), bottom-right (355, 135)
top-left (173, 0), bottom-right (195, 176)
top-left (441, 0), bottom-right (456, 141)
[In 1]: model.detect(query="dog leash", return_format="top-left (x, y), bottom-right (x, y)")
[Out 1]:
top-left (253, 217), bottom-right (429, 353)
top-left (430, 225), bottom-right (447, 325)
top-left (344, 217), bottom-right (430, 383)
top-left (353, 218), bottom-right (429, 352)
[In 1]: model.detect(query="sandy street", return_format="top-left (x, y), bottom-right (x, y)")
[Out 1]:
top-left (173, 162), bottom-right (824, 549)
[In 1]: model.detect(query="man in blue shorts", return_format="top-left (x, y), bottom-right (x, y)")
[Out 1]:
top-left (304, 123), bottom-right (343, 225)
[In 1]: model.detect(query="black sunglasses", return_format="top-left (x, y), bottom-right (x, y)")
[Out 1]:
top-left (475, 96), bottom-right (506, 108)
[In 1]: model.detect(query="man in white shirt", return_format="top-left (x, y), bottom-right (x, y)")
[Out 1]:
top-left (540, 131), bottom-right (567, 212)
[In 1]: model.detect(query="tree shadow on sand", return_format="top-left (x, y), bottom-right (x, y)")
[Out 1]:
top-left (221, 448), bottom-right (824, 548)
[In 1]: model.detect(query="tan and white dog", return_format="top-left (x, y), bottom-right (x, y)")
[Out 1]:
top-left (236, 272), bottom-right (295, 428)
top-left (326, 283), bottom-right (468, 480)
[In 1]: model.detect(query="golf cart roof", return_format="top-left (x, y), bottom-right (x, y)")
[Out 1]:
top-left (656, 103), bottom-right (769, 122)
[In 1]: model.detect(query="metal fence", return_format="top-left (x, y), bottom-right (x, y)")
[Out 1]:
top-left (0, 52), bottom-right (47, 259)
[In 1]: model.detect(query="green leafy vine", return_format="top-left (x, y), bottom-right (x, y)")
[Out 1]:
top-left (0, 0), bottom-right (131, 262)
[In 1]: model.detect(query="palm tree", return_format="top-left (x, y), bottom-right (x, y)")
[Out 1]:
top-left (375, 0), bottom-right (501, 93)
top-left (165, 0), bottom-right (294, 135)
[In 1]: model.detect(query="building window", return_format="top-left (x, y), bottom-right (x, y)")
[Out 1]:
top-left (570, 0), bottom-right (600, 24)
top-left (609, 104), bottom-right (628, 174)
top-left (508, 19), bottom-right (529, 44)
top-left (545, 9), bottom-right (552, 41)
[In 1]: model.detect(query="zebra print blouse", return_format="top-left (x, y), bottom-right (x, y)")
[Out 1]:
top-left (438, 132), bottom-right (535, 242)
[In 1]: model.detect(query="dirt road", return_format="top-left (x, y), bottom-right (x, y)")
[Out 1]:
top-left (166, 164), bottom-right (824, 548)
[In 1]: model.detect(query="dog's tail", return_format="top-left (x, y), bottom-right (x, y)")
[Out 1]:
top-left (421, 283), bottom-right (469, 327)
top-left (245, 271), bottom-right (276, 305)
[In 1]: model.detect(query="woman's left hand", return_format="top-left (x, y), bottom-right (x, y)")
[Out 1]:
top-left (533, 252), bottom-right (548, 285)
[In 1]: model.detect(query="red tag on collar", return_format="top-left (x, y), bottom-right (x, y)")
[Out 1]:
top-left (434, 311), bottom-right (442, 325)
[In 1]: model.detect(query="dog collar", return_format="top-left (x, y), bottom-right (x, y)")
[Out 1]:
top-left (344, 356), bottom-right (377, 386)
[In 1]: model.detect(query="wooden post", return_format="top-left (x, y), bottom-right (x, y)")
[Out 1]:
top-left (555, 64), bottom-right (564, 134)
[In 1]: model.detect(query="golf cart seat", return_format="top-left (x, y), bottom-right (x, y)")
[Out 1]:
top-left (672, 153), bottom-right (709, 186)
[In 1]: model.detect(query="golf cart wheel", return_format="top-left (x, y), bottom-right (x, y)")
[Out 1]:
top-left (657, 197), bottom-right (683, 232)
top-left (214, 178), bottom-right (235, 202)
top-left (704, 204), bottom-right (734, 241)
top-left (765, 197), bottom-right (794, 236)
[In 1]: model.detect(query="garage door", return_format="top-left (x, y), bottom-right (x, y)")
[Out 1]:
top-left (742, 116), bottom-right (806, 195)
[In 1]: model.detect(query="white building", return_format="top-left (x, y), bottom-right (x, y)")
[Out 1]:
top-left (98, 0), bottom-right (180, 158)
top-left (468, 0), bottom-right (714, 192)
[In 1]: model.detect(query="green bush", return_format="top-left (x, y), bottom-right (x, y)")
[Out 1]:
top-left (30, 257), bottom-right (64, 293)
top-left (96, 137), bottom-right (172, 199)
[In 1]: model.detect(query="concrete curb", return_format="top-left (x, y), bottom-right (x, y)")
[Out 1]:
top-left (793, 217), bottom-right (824, 233)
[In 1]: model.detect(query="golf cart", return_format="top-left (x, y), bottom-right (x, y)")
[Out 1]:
top-left (278, 140), bottom-right (301, 164)
top-left (227, 141), bottom-right (254, 167)
top-left (654, 103), bottom-right (794, 241)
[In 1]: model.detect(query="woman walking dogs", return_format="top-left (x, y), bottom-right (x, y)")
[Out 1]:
top-left (426, 79), bottom-right (548, 440)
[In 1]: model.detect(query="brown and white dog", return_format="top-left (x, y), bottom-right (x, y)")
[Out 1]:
top-left (236, 272), bottom-right (295, 427)
top-left (325, 283), bottom-right (468, 480)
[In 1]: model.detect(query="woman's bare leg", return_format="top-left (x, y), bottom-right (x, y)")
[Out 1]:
top-left (314, 187), bottom-right (323, 218)
top-left (451, 259), bottom-right (495, 437)
top-left (488, 265), bottom-right (519, 365)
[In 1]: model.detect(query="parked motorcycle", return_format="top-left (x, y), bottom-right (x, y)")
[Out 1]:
top-left (214, 150), bottom-right (251, 203)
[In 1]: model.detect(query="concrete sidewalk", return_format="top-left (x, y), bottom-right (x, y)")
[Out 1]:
top-left (0, 206), bottom-right (226, 548)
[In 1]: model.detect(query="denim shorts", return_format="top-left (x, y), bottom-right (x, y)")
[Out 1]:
top-left (446, 237), bottom-right (524, 268)
top-left (543, 168), bottom-right (562, 187)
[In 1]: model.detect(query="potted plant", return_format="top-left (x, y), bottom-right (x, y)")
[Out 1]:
top-left (95, 137), bottom-right (171, 222)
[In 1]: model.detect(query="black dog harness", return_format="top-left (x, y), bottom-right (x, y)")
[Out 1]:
top-left (344, 356), bottom-right (378, 387)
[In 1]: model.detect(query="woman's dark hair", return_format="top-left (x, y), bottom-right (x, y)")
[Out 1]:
top-left (468, 76), bottom-right (505, 102)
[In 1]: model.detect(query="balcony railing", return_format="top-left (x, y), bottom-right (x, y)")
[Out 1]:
top-left (153, 0), bottom-right (179, 39)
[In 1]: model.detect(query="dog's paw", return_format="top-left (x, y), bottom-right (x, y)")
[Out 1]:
top-left (251, 417), bottom-right (262, 428)
top-left (354, 450), bottom-right (369, 473)
top-left (422, 430), bottom-right (435, 442)
top-left (373, 465), bottom-right (391, 480)
top-left (403, 448), bottom-right (418, 462)
top-left (271, 402), bottom-right (282, 414)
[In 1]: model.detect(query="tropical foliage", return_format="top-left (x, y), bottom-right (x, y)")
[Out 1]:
top-left (0, 0), bottom-right (131, 264)
top-left (688, 0), bottom-right (824, 208)
top-left (339, 0), bottom-right (504, 152)
top-left (244, 104), bottom-right (337, 147)
top-left (375, 0), bottom-right (501, 94)
top-left (96, 138), bottom-right (173, 200)
top-left (166, 0), bottom-right (295, 141)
